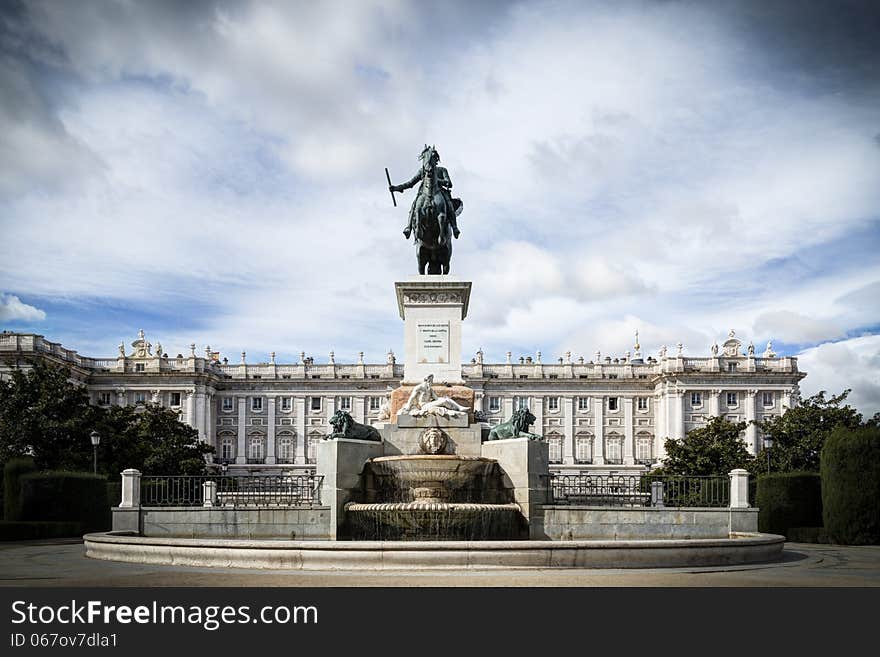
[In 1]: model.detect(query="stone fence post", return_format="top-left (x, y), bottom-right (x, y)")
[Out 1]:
top-left (119, 469), bottom-right (142, 508)
top-left (729, 469), bottom-right (750, 509)
top-left (202, 480), bottom-right (218, 507)
top-left (651, 481), bottom-right (665, 507)
top-left (113, 468), bottom-right (142, 534)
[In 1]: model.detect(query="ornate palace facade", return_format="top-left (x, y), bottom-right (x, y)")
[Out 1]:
top-left (0, 329), bottom-right (804, 475)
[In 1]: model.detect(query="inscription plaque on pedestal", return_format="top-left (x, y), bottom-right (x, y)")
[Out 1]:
top-left (417, 322), bottom-right (449, 364)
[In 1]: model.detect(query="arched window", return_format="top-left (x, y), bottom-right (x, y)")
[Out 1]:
top-left (247, 432), bottom-right (266, 464)
top-left (218, 432), bottom-right (235, 462)
top-left (277, 431), bottom-right (296, 464)
top-left (636, 432), bottom-right (654, 464)
top-left (546, 431), bottom-right (563, 464)
top-left (605, 432), bottom-right (624, 464)
top-left (575, 433), bottom-right (593, 464)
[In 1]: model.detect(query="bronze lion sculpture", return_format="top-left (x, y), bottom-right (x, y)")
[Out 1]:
top-left (328, 410), bottom-right (381, 442)
top-left (485, 407), bottom-right (542, 441)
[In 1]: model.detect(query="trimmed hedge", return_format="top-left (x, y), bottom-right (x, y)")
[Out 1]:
top-left (3, 457), bottom-right (37, 521)
top-left (0, 520), bottom-right (83, 541)
top-left (19, 471), bottom-right (110, 533)
top-left (106, 482), bottom-right (122, 508)
top-left (821, 425), bottom-right (880, 545)
top-left (756, 471), bottom-right (822, 537)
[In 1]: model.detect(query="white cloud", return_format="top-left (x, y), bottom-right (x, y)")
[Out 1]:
top-left (797, 335), bottom-right (880, 418)
top-left (0, 294), bottom-right (46, 322)
top-left (0, 1), bottom-right (877, 372)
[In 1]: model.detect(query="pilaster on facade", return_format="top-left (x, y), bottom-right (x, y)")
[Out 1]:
top-left (562, 396), bottom-right (574, 464)
top-left (593, 396), bottom-right (605, 464)
top-left (295, 397), bottom-right (307, 465)
top-left (236, 396), bottom-right (246, 464)
top-left (623, 397), bottom-right (634, 465)
top-left (266, 396), bottom-right (277, 465)
top-left (709, 389), bottom-right (721, 418)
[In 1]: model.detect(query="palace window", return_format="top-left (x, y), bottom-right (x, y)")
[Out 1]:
top-left (637, 397), bottom-right (648, 411)
top-left (339, 397), bottom-right (352, 411)
top-left (134, 392), bottom-right (147, 405)
top-left (726, 392), bottom-right (738, 407)
top-left (219, 435), bottom-right (235, 461)
top-left (607, 374), bottom-right (618, 380)
top-left (369, 397), bottom-right (381, 412)
top-left (607, 397), bottom-right (619, 412)
top-left (310, 397), bottom-right (322, 412)
top-left (575, 434), bottom-right (593, 464)
top-left (251, 397), bottom-right (263, 412)
top-left (276, 433), bottom-right (295, 464)
top-left (370, 375), bottom-right (380, 379)
top-left (222, 397), bottom-right (233, 412)
top-left (307, 433), bottom-right (321, 464)
top-left (282, 374), bottom-right (292, 380)
top-left (691, 392), bottom-right (703, 407)
top-left (98, 392), bottom-right (112, 406)
top-left (727, 362), bottom-right (738, 372)
top-left (518, 374), bottom-right (528, 380)
top-left (247, 434), bottom-right (265, 463)
top-left (762, 392), bottom-right (774, 407)
top-left (578, 397), bottom-right (590, 411)
top-left (548, 374), bottom-right (559, 380)
top-left (547, 397), bottom-right (559, 412)
top-left (488, 396), bottom-right (501, 412)
top-left (135, 363), bottom-right (145, 372)
top-left (281, 397), bottom-right (292, 411)
top-left (605, 434), bottom-right (624, 464)
top-left (636, 434), bottom-right (653, 464)
top-left (547, 434), bottom-right (563, 464)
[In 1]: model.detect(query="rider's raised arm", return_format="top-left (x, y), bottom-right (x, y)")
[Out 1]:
top-left (394, 171), bottom-right (422, 192)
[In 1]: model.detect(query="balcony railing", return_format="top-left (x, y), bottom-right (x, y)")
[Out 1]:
top-left (140, 474), bottom-right (323, 507)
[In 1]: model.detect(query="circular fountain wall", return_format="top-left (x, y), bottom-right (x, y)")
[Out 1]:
top-left (345, 455), bottom-right (525, 540)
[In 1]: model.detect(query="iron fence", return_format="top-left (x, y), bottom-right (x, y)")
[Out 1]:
top-left (549, 474), bottom-right (730, 508)
top-left (141, 474), bottom-right (323, 508)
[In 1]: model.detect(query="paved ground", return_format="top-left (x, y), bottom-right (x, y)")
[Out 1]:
top-left (1, 540), bottom-right (878, 586)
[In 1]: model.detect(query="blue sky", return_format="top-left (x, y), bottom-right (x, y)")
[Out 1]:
top-left (0, 0), bottom-right (878, 415)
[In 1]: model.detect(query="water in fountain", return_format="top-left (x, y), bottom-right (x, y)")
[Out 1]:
top-left (346, 455), bottom-right (525, 540)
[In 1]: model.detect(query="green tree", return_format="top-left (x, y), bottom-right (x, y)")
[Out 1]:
top-left (757, 390), bottom-right (863, 473)
top-left (0, 359), bottom-right (213, 477)
top-left (0, 359), bottom-right (97, 470)
top-left (94, 404), bottom-right (213, 478)
top-left (661, 416), bottom-right (755, 475)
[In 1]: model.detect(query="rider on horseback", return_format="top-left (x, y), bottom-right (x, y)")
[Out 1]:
top-left (389, 145), bottom-right (461, 243)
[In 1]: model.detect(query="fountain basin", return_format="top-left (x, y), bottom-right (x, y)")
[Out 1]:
top-left (84, 532), bottom-right (786, 570)
top-left (365, 455), bottom-right (506, 504)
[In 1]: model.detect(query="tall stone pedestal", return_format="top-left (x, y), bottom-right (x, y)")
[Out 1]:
top-left (317, 438), bottom-right (384, 539)
top-left (481, 438), bottom-right (551, 539)
top-left (395, 276), bottom-right (471, 385)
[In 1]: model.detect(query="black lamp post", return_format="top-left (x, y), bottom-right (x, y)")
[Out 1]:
top-left (763, 436), bottom-right (773, 474)
top-left (89, 431), bottom-right (101, 475)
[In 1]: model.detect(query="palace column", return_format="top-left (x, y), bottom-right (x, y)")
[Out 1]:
top-left (709, 389), bottom-right (721, 418)
top-left (266, 396), bottom-right (277, 465)
top-left (236, 396), bottom-right (247, 464)
top-left (593, 396), bottom-right (605, 465)
top-left (654, 390), bottom-right (666, 461)
top-left (744, 390), bottom-right (758, 455)
top-left (562, 396), bottom-right (574, 464)
top-left (194, 389), bottom-right (206, 441)
top-left (185, 389), bottom-right (195, 428)
top-left (295, 397), bottom-right (307, 465)
top-left (675, 392), bottom-right (686, 440)
top-left (623, 396), bottom-right (634, 465)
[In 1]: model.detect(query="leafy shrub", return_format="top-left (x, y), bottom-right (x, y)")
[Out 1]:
top-left (756, 472), bottom-right (822, 536)
top-left (3, 457), bottom-right (36, 520)
top-left (821, 425), bottom-right (880, 545)
top-left (19, 471), bottom-right (109, 533)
